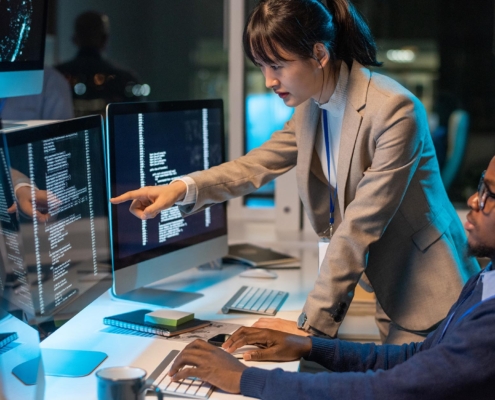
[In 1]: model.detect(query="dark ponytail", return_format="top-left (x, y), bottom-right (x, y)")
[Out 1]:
top-left (325, 0), bottom-right (381, 67)
top-left (244, 0), bottom-right (381, 67)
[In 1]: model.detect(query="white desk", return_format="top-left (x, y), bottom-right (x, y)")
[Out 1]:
top-left (37, 220), bottom-right (379, 399)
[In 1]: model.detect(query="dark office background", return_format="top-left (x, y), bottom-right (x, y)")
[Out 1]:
top-left (50, 0), bottom-right (495, 205)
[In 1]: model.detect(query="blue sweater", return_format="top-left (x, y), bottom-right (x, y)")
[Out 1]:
top-left (240, 266), bottom-right (495, 399)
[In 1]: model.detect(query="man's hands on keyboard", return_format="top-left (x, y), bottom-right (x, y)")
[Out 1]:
top-left (169, 340), bottom-right (247, 394)
top-left (167, 328), bottom-right (313, 395)
top-left (223, 327), bottom-right (313, 362)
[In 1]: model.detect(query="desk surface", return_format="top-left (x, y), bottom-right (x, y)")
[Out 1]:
top-left (36, 220), bottom-right (379, 399)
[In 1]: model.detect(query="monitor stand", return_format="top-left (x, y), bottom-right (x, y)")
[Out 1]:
top-left (12, 349), bottom-right (108, 384)
top-left (113, 288), bottom-right (203, 308)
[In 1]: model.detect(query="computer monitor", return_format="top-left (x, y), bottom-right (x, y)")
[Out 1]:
top-left (106, 99), bottom-right (228, 307)
top-left (0, 138), bottom-right (44, 396)
top-left (0, 0), bottom-right (48, 98)
top-left (0, 116), bottom-right (110, 377)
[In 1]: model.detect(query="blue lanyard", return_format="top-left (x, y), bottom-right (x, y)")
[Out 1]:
top-left (323, 110), bottom-right (337, 237)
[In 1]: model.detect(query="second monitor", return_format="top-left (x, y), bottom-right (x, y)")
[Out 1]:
top-left (106, 99), bottom-right (227, 307)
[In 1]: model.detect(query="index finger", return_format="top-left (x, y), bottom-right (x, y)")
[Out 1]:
top-left (223, 327), bottom-right (266, 352)
top-left (110, 189), bottom-right (143, 204)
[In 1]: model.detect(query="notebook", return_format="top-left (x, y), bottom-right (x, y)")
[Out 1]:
top-left (103, 310), bottom-right (210, 337)
top-left (223, 243), bottom-right (300, 268)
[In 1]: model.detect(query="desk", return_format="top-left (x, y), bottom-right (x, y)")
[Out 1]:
top-left (38, 220), bottom-right (379, 399)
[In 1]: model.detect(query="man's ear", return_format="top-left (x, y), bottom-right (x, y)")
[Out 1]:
top-left (312, 43), bottom-right (330, 68)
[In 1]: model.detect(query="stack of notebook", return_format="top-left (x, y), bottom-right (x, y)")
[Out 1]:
top-left (103, 310), bottom-right (210, 337)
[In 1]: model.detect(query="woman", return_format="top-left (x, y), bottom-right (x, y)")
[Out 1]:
top-left (111, 0), bottom-right (478, 344)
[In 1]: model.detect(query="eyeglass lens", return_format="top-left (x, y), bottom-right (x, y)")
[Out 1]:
top-left (478, 171), bottom-right (487, 210)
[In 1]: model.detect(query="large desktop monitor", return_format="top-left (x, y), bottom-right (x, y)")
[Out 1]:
top-left (0, 0), bottom-right (48, 98)
top-left (0, 116), bottom-right (110, 378)
top-left (0, 138), bottom-right (44, 398)
top-left (106, 99), bottom-right (228, 307)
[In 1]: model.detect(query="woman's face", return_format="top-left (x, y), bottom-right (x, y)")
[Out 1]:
top-left (254, 48), bottom-right (326, 108)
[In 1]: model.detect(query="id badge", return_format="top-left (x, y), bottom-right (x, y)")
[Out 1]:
top-left (318, 237), bottom-right (330, 272)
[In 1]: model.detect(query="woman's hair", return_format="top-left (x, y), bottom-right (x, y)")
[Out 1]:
top-left (243, 0), bottom-right (381, 67)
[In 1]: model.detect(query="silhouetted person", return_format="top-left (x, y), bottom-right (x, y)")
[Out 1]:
top-left (56, 11), bottom-right (142, 117)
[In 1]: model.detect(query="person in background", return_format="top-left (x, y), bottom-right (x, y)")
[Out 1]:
top-left (56, 10), bottom-right (142, 117)
top-left (1, 66), bottom-right (74, 121)
top-left (111, 0), bottom-right (479, 344)
top-left (167, 156), bottom-right (495, 400)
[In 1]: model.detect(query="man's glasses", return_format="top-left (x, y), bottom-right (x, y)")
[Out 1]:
top-left (477, 170), bottom-right (495, 211)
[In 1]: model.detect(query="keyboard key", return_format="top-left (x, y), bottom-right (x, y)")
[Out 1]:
top-left (186, 378), bottom-right (203, 395)
top-left (176, 379), bottom-right (194, 394)
top-left (250, 289), bottom-right (270, 310)
top-left (164, 378), bottom-right (182, 393)
top-left (233, 287), bottom-right (257, 309)
top-left (257, 289), bottom-right (278, 312)
top-left (196, 381), bottom-right (213, 397)
top-left (265, 291), bottom-right (288, 314)
top-left (151, 352), bottom-right (215, 399)
top-left (244, 288), bottom-right (264, 309)
top-left (158, 372), bottom-right (173, 389)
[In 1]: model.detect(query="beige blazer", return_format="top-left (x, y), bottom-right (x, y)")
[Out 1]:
top-left (182, 60), bottom-right (480, 336)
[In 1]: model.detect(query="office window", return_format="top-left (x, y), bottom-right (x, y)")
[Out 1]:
top-left (243, 0), bottom-right (294, 208)
top-left (56, 1), bottom-right (227, 104)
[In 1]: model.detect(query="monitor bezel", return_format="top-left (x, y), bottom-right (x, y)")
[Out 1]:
top-left (106, 99), bottom-right (227, 273)
top-left (3, 115), bottom-right (103, 146)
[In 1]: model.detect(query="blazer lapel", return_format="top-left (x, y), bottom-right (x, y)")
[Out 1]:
top-left (297, 99), bottom-right (321, 186)
top-left (336, 61), bottom-right (370, 216)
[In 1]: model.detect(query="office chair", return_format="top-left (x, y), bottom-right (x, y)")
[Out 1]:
top-left (441, 109), bottom-right (469, 191)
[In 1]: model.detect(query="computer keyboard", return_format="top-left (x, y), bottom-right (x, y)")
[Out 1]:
top-left (149, 350), bottom-right (215, 399)
top-left (222, 286), bottom-right (289, 316)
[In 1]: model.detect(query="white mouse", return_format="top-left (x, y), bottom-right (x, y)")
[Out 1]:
top-left (239, 268), bottom-right (278, 279)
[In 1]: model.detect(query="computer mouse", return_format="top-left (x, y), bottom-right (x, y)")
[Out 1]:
top-left (239, 268), bottom-right (278, 279)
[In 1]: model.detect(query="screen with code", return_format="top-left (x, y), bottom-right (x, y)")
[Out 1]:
top-left (0, 117), bottom-right (110, 321)
top-left (108, 100), bottom-right (226, 271)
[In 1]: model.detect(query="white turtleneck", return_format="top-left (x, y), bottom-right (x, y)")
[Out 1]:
top-left (314, 61), bottom-right (349, 189)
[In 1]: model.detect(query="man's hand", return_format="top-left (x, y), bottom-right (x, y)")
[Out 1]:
top-left (168, 340), bottom-right (246, 393)
top-left (109, 181), bottom-right (187, 220)
top-left (223, 327), bottom-right (312, 362)
top-left (252, 318), bottom-right (309, 336)
top-left (14, 186), bottom-right (51, 222)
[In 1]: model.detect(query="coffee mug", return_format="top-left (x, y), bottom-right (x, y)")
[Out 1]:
top-left (96, 366), bottom-right (163, 400)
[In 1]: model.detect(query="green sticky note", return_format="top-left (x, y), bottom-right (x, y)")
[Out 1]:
top-left (144, 310), bottom-right (194, 326)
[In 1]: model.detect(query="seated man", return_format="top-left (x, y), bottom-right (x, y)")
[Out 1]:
top-left (168, 156), bottom-right (495, 400)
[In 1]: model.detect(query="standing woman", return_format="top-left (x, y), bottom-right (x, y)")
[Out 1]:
top-left (111, 0), bottom-right (479, 344)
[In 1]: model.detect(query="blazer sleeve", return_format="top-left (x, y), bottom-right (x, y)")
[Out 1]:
top-left (178, 113), bottom-right (298, 215)
top-left (302, 91), bottom-right (428, 335)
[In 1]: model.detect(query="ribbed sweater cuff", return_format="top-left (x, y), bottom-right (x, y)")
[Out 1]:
top-left (307, 336), bottom-right (337, 368)
top-left (240, 367), bottom-right (268, 399)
